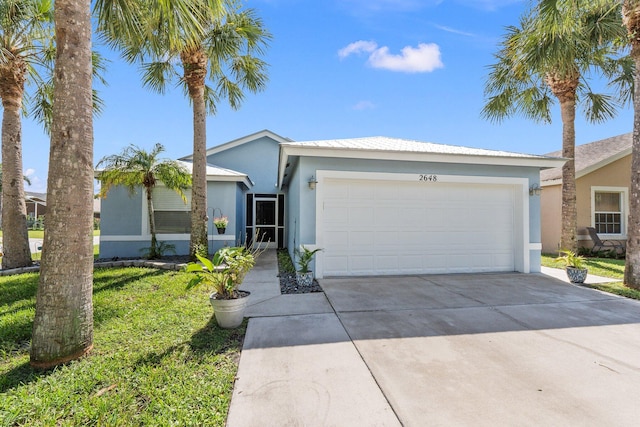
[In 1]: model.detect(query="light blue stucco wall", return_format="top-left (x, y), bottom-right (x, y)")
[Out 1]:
top-left (287, 156), bottom-right (544, 273)
top-left (207, 136), bottom-right (280, 194)
top-left (100, 181), bottom-right (241, 259)
top-left (100, 186), bottom-right (143, 237)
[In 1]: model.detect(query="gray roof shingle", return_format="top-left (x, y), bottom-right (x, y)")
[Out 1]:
top-left (540, 133), bottom-right (632, 182)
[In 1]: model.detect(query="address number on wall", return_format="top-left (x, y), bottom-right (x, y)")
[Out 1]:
top-left (418, 174), bottom-right (438, 182)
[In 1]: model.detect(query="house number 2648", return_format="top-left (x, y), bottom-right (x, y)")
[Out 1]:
top-left (418, 174), bottom-right (438, 182)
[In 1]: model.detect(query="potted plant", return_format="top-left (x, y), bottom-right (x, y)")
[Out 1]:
top-left (213, 216), bottom-right (228, 234)
top-left (557, 249), bottom-right (588, 284)
top-left (295, 245), bottom-right (322, 286)
top-left (186, 246), bottom-right (256, 328)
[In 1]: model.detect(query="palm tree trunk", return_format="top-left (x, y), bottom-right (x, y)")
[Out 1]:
top-left (560, 97), bottom-right (577, 252)
top-left (0, 58), bottom-right (32, 269)
top-left (625, 42), bottom-right (640, 288)
top-left (623, 2), bottom-right (640, 288)
top-left (183, 48), bottom-right (208, 260)
top-left (146, 186), bottom-right (158, 258)
top-left (31, 0), bottom-right (94, 368)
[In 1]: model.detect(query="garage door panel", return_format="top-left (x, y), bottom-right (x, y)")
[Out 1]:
top-left (321, 178), bottom-right (517, 276)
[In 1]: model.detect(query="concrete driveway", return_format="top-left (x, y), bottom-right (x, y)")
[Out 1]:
top-left (229, 259), bottom-right (640, 426)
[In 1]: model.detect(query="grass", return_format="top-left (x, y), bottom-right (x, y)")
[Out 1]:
top-left (541, 254), bottom-right (640, 300)
top-left (0, 230), bottom-right (100, 238)
top-left (0, 267), bottom-right (245, 426)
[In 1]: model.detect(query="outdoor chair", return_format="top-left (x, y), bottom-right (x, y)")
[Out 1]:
top-left (586, 227), bottom-right (625, 256)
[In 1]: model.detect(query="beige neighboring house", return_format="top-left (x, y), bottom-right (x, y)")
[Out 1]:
top-left (541, 133), bottom-right (631, 254)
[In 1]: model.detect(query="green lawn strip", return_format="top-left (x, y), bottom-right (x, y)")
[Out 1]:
top-left (0, 230), bottom-right (100, 238)
top-left (541, 254), bottom-right (624, 279)
top-left (541, 254), bottom-right (640, 300)
top-left (0, 267), bottom-right (244, 426)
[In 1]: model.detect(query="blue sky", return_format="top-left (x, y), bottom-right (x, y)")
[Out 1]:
top-left (21, 0), bottom-right (634, 193)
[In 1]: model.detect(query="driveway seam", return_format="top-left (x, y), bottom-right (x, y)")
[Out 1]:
top-left (322, 290), bottom-right (405, 426)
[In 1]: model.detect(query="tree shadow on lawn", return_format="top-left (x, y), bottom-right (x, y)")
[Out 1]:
top-left (134, 316), bottom-right (246, 368)
top-left (0, 269), bottom-right (177, 393)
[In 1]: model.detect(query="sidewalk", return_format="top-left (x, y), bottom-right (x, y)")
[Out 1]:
top-left (226, 250), bottom-right (400, 426)
top-left (540, 266), bottom-right (621, 284)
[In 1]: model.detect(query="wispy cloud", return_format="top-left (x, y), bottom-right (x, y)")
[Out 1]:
top-left (24, 168), bottom-right (46, 193)
top-left (434, 24), bottom-right (476, 37)
top-left (338, 41), bottom-right (378, 59)
top-left (338, 0), bottom-right (441, 13)
top-left (352, 100), bottom-right (376, 110)
top-left (456, 0), bottom-right (522, 11)
top-left (339, 40), bottom-right (444, 73)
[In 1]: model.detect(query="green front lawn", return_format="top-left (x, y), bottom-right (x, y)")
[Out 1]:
top-left (541, 254), bottom-right (640, 300)
top-left (0, 230), bottom-right (100, 238)
top-left (0, 268), bottom-right (244, 426)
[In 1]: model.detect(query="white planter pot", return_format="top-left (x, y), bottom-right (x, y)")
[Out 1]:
top-left (209, 290), bottom-right (250, 329)
top-left (296, 271), bottom-right (314, 287)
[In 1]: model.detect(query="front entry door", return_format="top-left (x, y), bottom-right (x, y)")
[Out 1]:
top-left (246, 194), bottom-right (284, 249)
top-left (255, 198), bottom-right (276, 248)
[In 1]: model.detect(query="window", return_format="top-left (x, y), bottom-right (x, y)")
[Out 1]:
top-left (152, 187), bottom-right (191, 234)
top-left (593, 189), bottom-right (625, 235)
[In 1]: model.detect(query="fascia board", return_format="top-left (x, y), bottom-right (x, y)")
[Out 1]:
top-left (277, 147), bottom-right (290, 189)
top-left (541, 178), bottom-right (561, 187)
top-left (281, 146), bottom-right (567, 169)
top-left (180, 129), bottom-right (293, 160)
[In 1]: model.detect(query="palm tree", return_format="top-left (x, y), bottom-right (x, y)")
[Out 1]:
top-left (30, 0), bottom-right (94, 369)
top-left (622, 1), bottom-right (640, 288)
top-left (31, 0), bottom-right (222, 369)
top-left (482, 0), bottom-right (628, 252)
top-left (0, 0), bottom-right (54, 269)
top-left (0, 0), bottom-right (106, 270)
top-left (96, 143), bottom-right (192, 259)
top-left (98, 2), bottom-right (270, 259)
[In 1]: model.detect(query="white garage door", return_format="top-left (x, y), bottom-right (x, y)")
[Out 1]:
top-left (321, 178), bottom-right (517, 276)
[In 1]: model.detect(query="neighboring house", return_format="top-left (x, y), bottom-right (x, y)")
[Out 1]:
top-left (540, 133), bottom-right (631, 254)
top-left (26, 192), bottom-right (47, 220)
top-left (99, 129), bottom-right (564, 276)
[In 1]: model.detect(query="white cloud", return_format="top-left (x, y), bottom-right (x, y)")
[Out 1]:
top-left (338, 40), bottom-right (378, 59)
top-left (24, 168), bottom-right (35, 177)
top-left (340, 40), bottom-right (444, 73)
top-left (368, 43), bottom-right (443, 73)
top-left (352, 100), bottom-right (376, 110)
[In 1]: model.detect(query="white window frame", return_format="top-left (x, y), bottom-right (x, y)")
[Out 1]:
top-left (591, 186), bottom-right (628, 238)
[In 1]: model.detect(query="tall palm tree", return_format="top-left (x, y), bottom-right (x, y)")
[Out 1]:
top-left (0, 0), bottom-right (53, 269)
top-left (31, 0), bottom-right (222, 369)
top-left (0, 0), bottom-right (106, 270)
top-left (482, 0), bottom-right (629, 252)
top-left (30, 0), bottom-right (94, 368)
top-left (98, 2), bottom-right (270, 259)
top-left (96, 143), bottom-right (192, 259)
top-left (622, 1), bottom-right (640, 288)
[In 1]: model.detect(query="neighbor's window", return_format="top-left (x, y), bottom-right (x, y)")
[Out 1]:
top-left (594, 191), bottom-right (622, 234)
top-left (152, 187), bottom-right (191, 234)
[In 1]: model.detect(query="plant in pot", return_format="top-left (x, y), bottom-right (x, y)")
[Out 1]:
top-left (557, 249), bottom-right (588, 284)
top-left (186, 246), bottom-right (257, 328)
top-left (213, 216), bottom-right (228, 234)
top-left (295, 245), bottom-right (322, 286)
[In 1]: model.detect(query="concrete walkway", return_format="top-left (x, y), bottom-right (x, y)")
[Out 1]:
top-left (227, 253), bottom-right (640, 426)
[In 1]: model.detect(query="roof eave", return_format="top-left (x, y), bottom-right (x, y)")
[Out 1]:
top-left (280, 145), bottom-right (567, 169)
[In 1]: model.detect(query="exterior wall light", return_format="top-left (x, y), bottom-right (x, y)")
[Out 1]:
top-left (529, 184), bottom-right (542, 196)
top-left (308, 176), bottom-right (318, 190)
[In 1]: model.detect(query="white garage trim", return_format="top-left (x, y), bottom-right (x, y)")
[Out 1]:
top-left (314, 170), bottom-right (530, 278)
